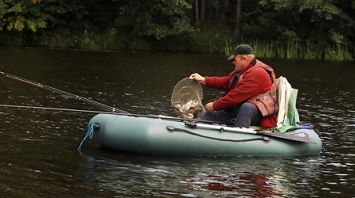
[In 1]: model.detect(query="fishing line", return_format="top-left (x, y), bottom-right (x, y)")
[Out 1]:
top-left (0, 104), bottom-right (226, 125)
top-left (0, 104), bottom-right (105, 114)
top-left (0, 70), bottom-right (126, 113)
top-left (0, 71), bottom-right (225, 124)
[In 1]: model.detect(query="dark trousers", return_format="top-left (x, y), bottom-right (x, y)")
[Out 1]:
top-left (201, 102), bottom-right (262, 127)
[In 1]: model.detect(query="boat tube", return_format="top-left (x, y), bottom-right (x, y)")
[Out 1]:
top-left (87, 113), bottom-right (322, 156)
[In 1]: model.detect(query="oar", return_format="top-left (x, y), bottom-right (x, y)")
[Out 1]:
top-left (184, 121), bottom-right (314, 143)
top-left (166, 125), bottom-right (270, 142)
top-left (0, 70), bottom-right (126, 113)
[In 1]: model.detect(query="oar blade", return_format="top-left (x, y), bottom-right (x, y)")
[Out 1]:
top-left (256, 131), bottom-right (313, 143)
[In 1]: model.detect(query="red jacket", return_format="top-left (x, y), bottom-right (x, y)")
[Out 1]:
top-left (205, 60), bottom-right (277, 128)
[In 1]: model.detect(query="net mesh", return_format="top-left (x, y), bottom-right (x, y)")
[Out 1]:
top-left (171, 77), bottom-right (204, 119)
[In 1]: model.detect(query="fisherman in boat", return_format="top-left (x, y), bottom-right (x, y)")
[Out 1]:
top-left (190, 44), bottom-right (277, 129)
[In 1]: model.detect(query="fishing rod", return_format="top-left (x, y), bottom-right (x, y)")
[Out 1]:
top-left (0, 104), bottom-right (106, 114)
top-left (0, 104), bottom-right (221, 124)
top-left (0, 70), bottom-right (126, 113)
top-left (0, 70), bottom-right (220, 123)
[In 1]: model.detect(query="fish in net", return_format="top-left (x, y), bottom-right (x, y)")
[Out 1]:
top-left (171, 77), bottom-right (204, 119)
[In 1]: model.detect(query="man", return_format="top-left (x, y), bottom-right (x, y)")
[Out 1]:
top-left (189, 44), bottom-right (277, 128)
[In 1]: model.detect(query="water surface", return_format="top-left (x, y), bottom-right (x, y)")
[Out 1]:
top-left (0, 47), bottom-right (354, 197)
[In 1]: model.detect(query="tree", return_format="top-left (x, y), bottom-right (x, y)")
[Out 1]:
top-left (194, 0), bottom-right (199, 26)
top-left (115, 0), bottom-right (194, 40)
top-left (234, 0), bottom-right (242, 42)
top-left (255, 0), bottom-right (353, 48)
top-left (0, 0), bottom-right (48, 32)
top-left (200, 0), bottom-right (205, 23)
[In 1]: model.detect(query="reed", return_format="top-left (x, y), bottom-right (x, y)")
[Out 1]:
top-left (324, 45), bottom-right (353, 61)
top-left (224, 40), bottom-right (352, 61)
top-left (224, 40), bottom-right (233, 57)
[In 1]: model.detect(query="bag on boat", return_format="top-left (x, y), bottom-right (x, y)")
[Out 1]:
top-left (248, 84), bottom-right (278, 117)
top-left (249, 76), bottom-right (300, 131)
top-left (248, 65), bottom-right (278, 117)
top-left (275, 76), bottom-right (300, 132)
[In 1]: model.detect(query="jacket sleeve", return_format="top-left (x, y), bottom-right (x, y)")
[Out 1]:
top-left (205, 71), bottom-right (235, 90)
top-left (212, 68), bottom-right (271, 111)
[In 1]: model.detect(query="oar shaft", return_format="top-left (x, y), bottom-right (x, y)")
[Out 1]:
top-left (189, 122), bottom-right (312, 143)
top-left (192, 122), bottom-right (257, 134)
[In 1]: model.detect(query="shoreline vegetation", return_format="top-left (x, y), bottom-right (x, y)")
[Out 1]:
top-left (1, 28), bottom-right (352, 61)
top-left (0, 0), bottom-right (353, 61)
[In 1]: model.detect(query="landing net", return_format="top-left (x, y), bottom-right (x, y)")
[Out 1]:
top-left (171, 77), bottom-right (204, 119)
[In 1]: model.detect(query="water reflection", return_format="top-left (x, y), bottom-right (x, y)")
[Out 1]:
top-left (77, 151), bottom-right (324, 198)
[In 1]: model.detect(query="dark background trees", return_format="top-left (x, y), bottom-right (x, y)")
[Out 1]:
top-left (0, 0), bottom-right (353, 60)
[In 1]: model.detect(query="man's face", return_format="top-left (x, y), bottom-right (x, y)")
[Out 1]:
top-left (233, 55), bottom-right (246, 72)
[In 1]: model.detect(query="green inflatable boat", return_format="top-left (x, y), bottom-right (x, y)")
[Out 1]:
top-left (86, 113), bottom-right (322, 156)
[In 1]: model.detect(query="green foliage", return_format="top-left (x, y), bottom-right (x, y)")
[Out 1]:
top-left (0, 0), bottom-right (353, 60)
top-left (255, 0), bottom-right (353, 52)
top-left (0, 1), bottom-right (7, 19)
top-left (0, 0), bottom-right (49, 32)
top-left (190, 26), bottom-right (232, 53)
top-left (116, 0), bottom-right (193, 40)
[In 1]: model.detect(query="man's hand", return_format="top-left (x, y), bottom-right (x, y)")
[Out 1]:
top-left (204, 102), bottom-right (214, 112)
top-left (189, 73), bottom-right (206, 84)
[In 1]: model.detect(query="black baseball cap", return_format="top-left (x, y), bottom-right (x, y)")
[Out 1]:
top-left (227, 44), bottom-right (254, 61)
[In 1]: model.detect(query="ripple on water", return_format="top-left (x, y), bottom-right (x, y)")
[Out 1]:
top-left (1, 51), bottom-right (355, 197)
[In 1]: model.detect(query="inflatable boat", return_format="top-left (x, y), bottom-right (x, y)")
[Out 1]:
top-left (83, 113), bottom-right (322, 156)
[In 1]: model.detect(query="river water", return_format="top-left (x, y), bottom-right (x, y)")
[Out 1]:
top-left (0, 47), bottom-right (354, 197)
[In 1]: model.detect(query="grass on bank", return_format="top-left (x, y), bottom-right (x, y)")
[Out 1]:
top-left (0, 28), bottom-right (352, 61)
top-left (225, 40), bottom-right (353, 61)
top-left (40, 30), bottom-right (355, 61)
